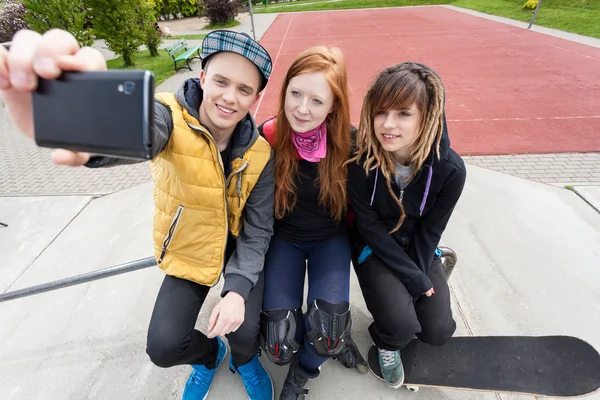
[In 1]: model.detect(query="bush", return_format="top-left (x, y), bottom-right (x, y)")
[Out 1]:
top-left (23, 0), bottom-right (94, 47)
top-left (523, 0), bottom-right (539, 10)
top-left (0, 0), bottom-right (29, 43)
top-left (180, 0), bottom-right (199, 17)
top-left (155, 0), bottom-right (178, 18)
top-left (203, 0), bottom-right (240, 26)
top-left (153, 0), bottom-right (200, 19)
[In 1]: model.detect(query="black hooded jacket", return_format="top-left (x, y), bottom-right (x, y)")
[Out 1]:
top-left (347, 64), bottom-right (467, 297)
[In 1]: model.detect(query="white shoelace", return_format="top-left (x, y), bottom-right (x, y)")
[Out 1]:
top-left (379, 348), bottom-right (397, 367)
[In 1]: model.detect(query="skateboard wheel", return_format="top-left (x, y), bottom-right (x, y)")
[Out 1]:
top-left (406, 385), bottom-right (420, 392)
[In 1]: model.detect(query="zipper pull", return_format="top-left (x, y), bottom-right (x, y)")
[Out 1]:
top-left (399, 189), bottom-right (404, 203)
top-left (237, 174), bottom-right (242, 207)
top-left (158, 249), bottom-right (166, 264)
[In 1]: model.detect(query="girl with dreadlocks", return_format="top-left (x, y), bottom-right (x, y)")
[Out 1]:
top-left (347, 62), bottom-right (467, 389)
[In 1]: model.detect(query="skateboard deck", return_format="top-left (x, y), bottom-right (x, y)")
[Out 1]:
top-left (367, 336), bottom-right (600, 397)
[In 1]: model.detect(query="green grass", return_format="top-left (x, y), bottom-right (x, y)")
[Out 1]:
top-left (203, 19), bottom-right (241, 30)
top-left (106, 49), bottom-right (180, 86)
top-left (169, 34), bottom-right (207, 40)
top-left (454, 0), bottom-right (599, 38)
top-left (254, 0), bottom-right (600, 38)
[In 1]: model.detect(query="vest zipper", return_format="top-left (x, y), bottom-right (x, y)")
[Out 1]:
top-left (213, 149), bottom-right (228, 288)
top-left (227, 161), bottom-right (249, 188)
top-left (186, 122), bottom-right (251, 287)
top-left (158, 205), bottom-right (184, 264)
top-left (228, 161), bottom-right (249, 207)
top-left (237, 175), bottom-right (242, 207)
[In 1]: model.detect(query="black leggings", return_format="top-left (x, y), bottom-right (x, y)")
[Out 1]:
top-left (146, 272), bottom-right (264, 368)
top-left (354, 256), bottom-right (456, 350)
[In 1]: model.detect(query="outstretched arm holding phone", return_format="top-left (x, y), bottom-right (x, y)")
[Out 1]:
top-left (1, 27), bottom-right (278, 399)
top-left (0, 29), bottom-right (174, 168)
top-left (0, 29), bottom-right (104, 165)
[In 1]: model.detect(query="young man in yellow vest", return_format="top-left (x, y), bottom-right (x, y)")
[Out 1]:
top-left (0, 29), bottom-right (275, 399)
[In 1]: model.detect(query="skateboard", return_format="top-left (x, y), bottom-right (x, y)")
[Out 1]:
top-left (368, 335), bottom-right (600, 397)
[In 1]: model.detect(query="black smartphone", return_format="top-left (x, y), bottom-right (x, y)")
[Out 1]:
top-left (32, 70), bottom-right (155, 160)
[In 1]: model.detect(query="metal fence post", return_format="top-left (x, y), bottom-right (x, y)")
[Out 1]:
top-left (248, 0), bottom-right (257, 40)
top-left (528, 0), bottom-right (543, 30)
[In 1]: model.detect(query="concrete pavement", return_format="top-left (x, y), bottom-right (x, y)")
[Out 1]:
top-left (1, 166), bottom-right (599, 399)
top-left (2, 5), bottom-right (600, 399)
top-left (573, 185), bottom-right (600, 213)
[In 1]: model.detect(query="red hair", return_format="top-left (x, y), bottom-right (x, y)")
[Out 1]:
top-left (273, 46), bottom-right (351, 221)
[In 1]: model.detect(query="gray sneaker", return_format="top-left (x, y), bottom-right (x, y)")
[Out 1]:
top-left (378, 348), bottom-right (404, 388)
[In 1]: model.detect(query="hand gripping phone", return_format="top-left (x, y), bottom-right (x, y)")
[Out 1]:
top-left (32, 70), bottom-right (155, 160)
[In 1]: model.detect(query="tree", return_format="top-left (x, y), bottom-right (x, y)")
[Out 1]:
top-left (86, 0), bottom-right (145, 66)
top-left (23, 0), bottom-right (94, 47)
top-left (137, 0), bottom-right (163, 57)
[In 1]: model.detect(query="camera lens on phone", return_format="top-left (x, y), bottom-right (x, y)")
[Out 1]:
top-left (124, 81), bottom-right (135, 95)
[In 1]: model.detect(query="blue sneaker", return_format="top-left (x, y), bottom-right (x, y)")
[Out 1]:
top-left (182, 337), bottom-right (227, 400)
top-left (230, 353), bottom-right (274, 400)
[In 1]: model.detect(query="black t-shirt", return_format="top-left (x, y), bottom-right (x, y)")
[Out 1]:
top-left (274, 159), bottom-right (347, 242)
top-left (220, 145), bottom-right (232, 178)
top-left (221, 145), bottom-right (237, 262)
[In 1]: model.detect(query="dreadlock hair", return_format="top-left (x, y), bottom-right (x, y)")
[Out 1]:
top-left (349, 62), bottom-right (446, 233)
top-left (273, 46), bottom-right (352, 221)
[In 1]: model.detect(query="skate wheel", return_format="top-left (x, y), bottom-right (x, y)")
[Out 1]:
top-left (406, 385), bottom-right (420, 392)
top-left (356, 362), bottom-right (369, 374)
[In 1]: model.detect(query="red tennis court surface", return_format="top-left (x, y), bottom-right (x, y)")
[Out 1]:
top-left (252, 6), bottom-right (600, 155)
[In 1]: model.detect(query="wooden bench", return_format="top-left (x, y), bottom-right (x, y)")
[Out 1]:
top-left (165, 39), bottom-right (201, 71)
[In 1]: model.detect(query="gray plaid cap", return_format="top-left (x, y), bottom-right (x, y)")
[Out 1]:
top-left (201, 30), bottom-right (273, 90)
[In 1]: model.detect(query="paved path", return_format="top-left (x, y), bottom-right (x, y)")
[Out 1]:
top-left (92, 13), bottom-right (278, 61)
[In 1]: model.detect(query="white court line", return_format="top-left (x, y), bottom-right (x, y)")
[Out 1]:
top-left (274, 29), bottom-right (537, 43)
top-left (255, 16), bottom-right (293, 117)
top-left (266, 0), bottom-right (343, 9)
top-left (448, 116), bottom-right (600, 122)
top-left (548, 44), bottom-right (600, 61)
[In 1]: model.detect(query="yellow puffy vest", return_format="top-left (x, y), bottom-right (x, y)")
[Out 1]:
top-left (150, 93), bottom-right (272, 286)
